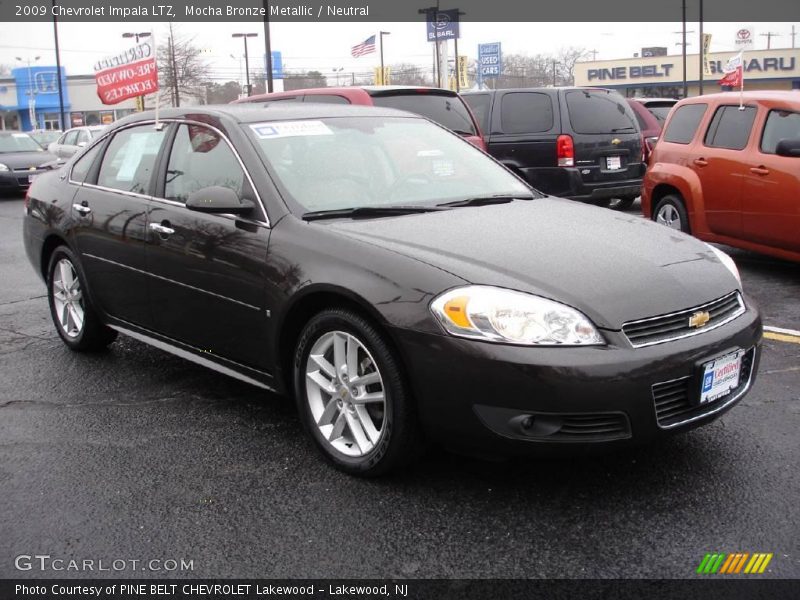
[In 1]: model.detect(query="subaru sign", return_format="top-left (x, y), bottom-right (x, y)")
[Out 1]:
top-left (426, 9), bottom-right (460, 41)
top-left (478, 42), bottom-right (502, 79)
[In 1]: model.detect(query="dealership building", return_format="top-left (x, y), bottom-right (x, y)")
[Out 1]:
top-left (574, 47), bottom-right (800, 98)
top-left (0, 65), bottom-right (137, 131)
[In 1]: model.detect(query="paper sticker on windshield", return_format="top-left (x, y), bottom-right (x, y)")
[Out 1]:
top-left (250, 121), bottom-right (333, 139)
top-left (432, 160), bottom-right (456, 177)
top-left (12, 133), bottom-right (28, 138)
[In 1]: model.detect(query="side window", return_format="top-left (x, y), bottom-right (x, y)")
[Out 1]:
top-left (500, 92), bottom-right (554, 134)
top-left (662, 103), bottom-right (707, 144)
top-left (304, 94), bottom-right (350, 105)
top-left (704, 105), bottom-right (756, 150)
top-left (165, 124), bottom-right (246, 203)
top-left (97, 125), bottom-right (169, 194)
top-left (77, 130), bottom-right (91, 145)
top-left (463, 94), bottom-right (491, 134)
top-left (70, 143), bottom-right (103, 183)
top-left (760, 110), bottom-right (800, 154)
top-left (63, 131), bottom-right (79, 146)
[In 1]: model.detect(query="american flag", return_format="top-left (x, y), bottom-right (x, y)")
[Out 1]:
top-left (351, 35), bottom-right (376, 58)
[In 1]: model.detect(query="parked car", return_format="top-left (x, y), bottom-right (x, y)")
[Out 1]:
top-left (462, 87), bottom-right (645, 210)
top-left (24, 104), bottom-right (761, 475)
top-left (642, 91), bottom-right (800, 263)
top-left (48, 126), bottom-right (106, 160)
top-left (28, 129), bottom-right (62, 150)
top-left (235, 86), bottom-right (486, 150)
top-left (0, 131), bottom-right (57, 195)
top-left (627, 98), bottom-right (678, 148)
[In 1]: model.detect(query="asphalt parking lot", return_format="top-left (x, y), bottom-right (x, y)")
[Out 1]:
top-left (0, 194), bottom-right (798, 579)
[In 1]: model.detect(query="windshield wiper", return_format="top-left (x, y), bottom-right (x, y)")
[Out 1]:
top-left (610, 127), bottom-right (636, 132)
top-left (437, 195), bottom-right (534, 208)
top-left (302, 205), bottom-right (449, 221)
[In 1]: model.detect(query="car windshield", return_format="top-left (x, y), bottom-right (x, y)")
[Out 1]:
top-left (246, 116), bottom-right (532, 213)
top-left (0, 132), bottom-right (44, 153)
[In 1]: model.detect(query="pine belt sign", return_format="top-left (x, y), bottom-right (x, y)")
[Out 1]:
top-left (94, 40), bottom-right (159, 105)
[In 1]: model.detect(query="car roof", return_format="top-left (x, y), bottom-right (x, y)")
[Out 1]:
top-left (678, 91), bottom-right (800, 105)
top-left (115, 103), bottom-right (421, 126)
top-left (461, 86), bottom-right (617, 95)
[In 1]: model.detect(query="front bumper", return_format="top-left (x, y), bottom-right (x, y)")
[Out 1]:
top-left (0, 168), bottom-right (47, 192)
top-left (391, 302), bottom-right (762, 457)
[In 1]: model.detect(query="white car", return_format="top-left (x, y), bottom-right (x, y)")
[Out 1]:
top-left (48, 126), bottom-right (106, 160)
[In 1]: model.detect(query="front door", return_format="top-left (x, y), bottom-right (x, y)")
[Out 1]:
top-left (145, 122), bottom-right (271, 371)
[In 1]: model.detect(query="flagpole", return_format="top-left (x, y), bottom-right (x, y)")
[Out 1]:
top-left (153, 29), bottom-right (161, 128)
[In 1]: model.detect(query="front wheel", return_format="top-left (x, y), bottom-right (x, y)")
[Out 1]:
top-left (47, 246), bottom-right (117, 351)
top-left (293, 308), bottom-right (424, 476)
top-left (653, 194), bottom-right (690, 233)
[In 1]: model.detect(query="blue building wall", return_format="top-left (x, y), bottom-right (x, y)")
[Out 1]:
top-left (11, 66), bottom-right (70, 130)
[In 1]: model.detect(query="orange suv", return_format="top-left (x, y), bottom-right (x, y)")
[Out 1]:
top-left (642, 91), bottom-right (800, 263)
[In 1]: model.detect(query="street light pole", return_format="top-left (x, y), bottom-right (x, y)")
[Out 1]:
top-left (232, 33), bottom-right (258, 96)
top-left (379, 31), bottom-right (390, 86)
top-left (262, 0), bottom-right (274, 93)
top-left (16, 55), bottom-right (40, 130)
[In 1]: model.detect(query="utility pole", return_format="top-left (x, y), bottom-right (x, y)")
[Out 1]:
top-left (552, 59), bottom-right (558, 87)
top-left (51, 0), bottom-right (66, 129)
top-left (167, 24), bottom-right (180, 107)
top-left (262, 0), bottom-right (273, 93)
top-left (698, 0), bottom-right (704, 95)
top-left (587, 49), bottom-right (598, 61)
top-left (791, 25), bottom-right (796, 49)
top-left (760, 32), bottom-right (779, 49)
top-left (681, 0), bottom-right (687, 98)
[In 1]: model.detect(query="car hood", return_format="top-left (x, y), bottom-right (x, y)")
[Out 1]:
top-left (322, 197), bottom-right (741, 330)
top-left (0, 151), bottom-right (57, 169)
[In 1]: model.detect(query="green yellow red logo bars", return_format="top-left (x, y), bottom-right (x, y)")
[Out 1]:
top-left (696, 552), bottom-right (773, 574)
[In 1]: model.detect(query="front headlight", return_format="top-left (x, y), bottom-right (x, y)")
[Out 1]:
top-left (706, 244), bottom-right (741, 288)
top-left (431, 286), bottom-right (605, 346)
top-left (0, 163), bottom-right (9, 172)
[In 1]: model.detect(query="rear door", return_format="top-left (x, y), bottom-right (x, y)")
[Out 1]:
top-left (145, 121), bottom-right (271, 370)
top-left (695, 104), bottom-right (757, 238)
top-left (562, 89), bottom-right (642, 183)
top-left (70, 122), bottom-right (171, 328)
top-left (484, 90), bottom-right (561, 190)
top-left (742, 107), bottom-right (800, 251)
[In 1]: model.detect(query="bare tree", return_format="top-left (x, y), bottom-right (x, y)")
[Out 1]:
top-left (556, 47), bottom-right (589, 86)
top-left (283, 71), bottom-right (328, 91)
top-left (387, 63), bottom-right (430, 86)
top-left (158, 24), bottom-right (210, 106)
top-left (0, 64), bottom-right (11, 77)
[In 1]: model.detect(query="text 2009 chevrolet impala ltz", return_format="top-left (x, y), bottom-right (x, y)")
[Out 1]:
top-left (23, 104), bottom-right (762, 475)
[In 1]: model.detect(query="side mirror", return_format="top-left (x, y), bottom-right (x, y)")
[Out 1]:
top-left (186, 186), bottom-right (254, 215)
top-left (775, 138), bottom-right (800, 157)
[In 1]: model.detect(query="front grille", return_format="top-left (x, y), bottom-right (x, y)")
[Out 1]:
top-left (623, 292), bottom-right (745, 348)
top-left (652, 347), bottom-right (755, 428)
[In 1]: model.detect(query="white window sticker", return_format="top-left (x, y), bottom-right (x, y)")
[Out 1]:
top-left (250, 120), bottom-right (333, 139)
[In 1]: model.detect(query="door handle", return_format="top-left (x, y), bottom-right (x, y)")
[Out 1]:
top-left (149, 222), bottom-right (175, 236)
top-left (750, 166), bottom-right (770, 176)
top-left (693, 158), bottom-right (708, 167)
top-left (72, 203), bottom-right (91, 215)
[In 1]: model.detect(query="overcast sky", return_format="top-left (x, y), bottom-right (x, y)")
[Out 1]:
top-left (1, 21), bottom-right (798, 82)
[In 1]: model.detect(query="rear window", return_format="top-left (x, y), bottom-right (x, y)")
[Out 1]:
top-left (370, 93), bottom-right (477, 136)
top-left (704, 105), bottom-right (756, 150)
top-left (565, 90), bottom-right (638, 135)
top-left (662, 103), bottom-right (707, 144)
top-left (462, 93), bottom-right (491, 134)
top-left (304, 94), bottom-right (350, 105)
top-left (761, 110), bottom-right (800, 154)
top-left (500, 92), bottom-right (554, 134)
top-left (644, 103), bottom-right (676, 124)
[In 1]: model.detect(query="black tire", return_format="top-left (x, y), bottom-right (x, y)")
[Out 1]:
top-left (607, 195), bottom-right (637, 211)
top-left (47, 245), bottom-right (117, 351)
top-left (653, 194), bottom-right (690, 234)
top-left (293, 308), bottom-right (424, 476)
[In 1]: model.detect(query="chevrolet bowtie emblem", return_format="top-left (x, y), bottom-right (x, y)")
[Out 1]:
top-left (611, 138), bottom-right (622, 145)
top-left (689, 311), bottom-right (711, 329)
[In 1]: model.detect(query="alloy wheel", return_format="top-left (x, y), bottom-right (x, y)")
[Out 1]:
top-left (51, 258), bottom-right (85, 338)
top-left (656, 204), bottom-right (682, 230)
top-left (304, 331), bottom-right (386, 457)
